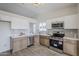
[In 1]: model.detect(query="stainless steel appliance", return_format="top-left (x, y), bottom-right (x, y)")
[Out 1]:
top-left (49, 32), bottom-right (65, 53)
top-left (50, 37), bottom-right (63, 50)
top-left (52, 22), bottom-right (64, 29)
top-left (27, 36), bottom-right (34, 47)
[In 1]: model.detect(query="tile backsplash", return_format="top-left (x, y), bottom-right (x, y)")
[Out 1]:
top-left (11, 29), bottom-right (79, 38)
top-left (48, 29), bottom-right (78, 38)
top-left (64, 29), bottom-right (78, 38)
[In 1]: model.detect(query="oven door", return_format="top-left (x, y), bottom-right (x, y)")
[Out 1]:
top-left (50, 39), bottom-right (63, 50)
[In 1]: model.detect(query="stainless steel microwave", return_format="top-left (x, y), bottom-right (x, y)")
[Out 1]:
top-left (52, 22), bottom-right (64, 28)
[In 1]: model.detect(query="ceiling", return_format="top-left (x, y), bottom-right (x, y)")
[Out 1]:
top-left (0, 3), bottom-right (77, 19)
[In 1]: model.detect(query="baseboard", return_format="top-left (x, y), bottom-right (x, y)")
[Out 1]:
top-left (1, 49), bottom-right (12, 53)
top-left (27, 44), bottom-right (34, 47)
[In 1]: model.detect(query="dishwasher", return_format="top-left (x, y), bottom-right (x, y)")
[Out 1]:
top-left (27, 36), bottom-right (34, 47)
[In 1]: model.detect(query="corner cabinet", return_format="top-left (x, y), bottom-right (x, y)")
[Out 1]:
top-left (39, 35), bottom-right (49, 47)
top-left (64, 14), bottom-right (78, 29)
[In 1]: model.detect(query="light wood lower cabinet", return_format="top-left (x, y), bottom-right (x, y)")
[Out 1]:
top-left (39, 35), bottom-right (49, 47)
top-left (63, 42), bottom-right (77, 55)
top-left (20, 38), bottom-right (27, 50)
top-left (63, 38), bottom-right (79, 56)
top-left (13, 39), bottom-right (21, 53)
top-left (44, 39), bottom-right (49, 47)
top-left (11, 37), bottom-right (27, 53)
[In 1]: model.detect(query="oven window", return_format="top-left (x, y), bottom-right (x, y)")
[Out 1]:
top-left (50, 39), bottom-right (63, 50)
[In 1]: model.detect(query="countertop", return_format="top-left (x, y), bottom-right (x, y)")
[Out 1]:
top-left (63, 37), bottom-right (79, 41)
top-left (11, 35), bottom-right (27, 39)
top-left (39, 34), bottom-right (50, 36)
top-left (11, 34), bottom-right (35, 38)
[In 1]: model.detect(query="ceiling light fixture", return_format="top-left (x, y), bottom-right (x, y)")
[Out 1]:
top-left (21, 3), bottom-right (44, 8)
top-left (32, 3), bottom-right (41, 7)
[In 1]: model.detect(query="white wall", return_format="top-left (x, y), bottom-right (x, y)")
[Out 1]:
top-left (0, 10), bottom-right (37, 36)
top-left (0, 10), bottom-right (37, 52)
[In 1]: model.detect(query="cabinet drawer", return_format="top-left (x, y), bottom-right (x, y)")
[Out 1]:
top-left (40, 35), bottom-right (49, 47)
top-left (64, 39), bottom-right (77, 45)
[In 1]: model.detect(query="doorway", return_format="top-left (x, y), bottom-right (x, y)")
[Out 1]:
top-left (0, 21), bottom-right (11, 53)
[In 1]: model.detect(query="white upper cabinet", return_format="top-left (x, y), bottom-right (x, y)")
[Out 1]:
top-left (46, 14), bottom-right (78, 29)
top-left (64, 14), bottom-right (78, 29)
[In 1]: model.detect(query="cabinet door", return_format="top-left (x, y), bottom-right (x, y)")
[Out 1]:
top-left (13, 39), bottom-right (21, 53)
top-left (44, 39), bottom-right (49, 47)
top-left (40, 37), bottom-right (45, 45)
top-left (63, 39), bottom-right (77, 56)
top-left (40, 36), bottom-right (49, 47)
top-left (13, 37), bottom-right (27, 53)
top-left (64, 14), bottom-right (77, 29)
top-left (63, 43), bottom-right (77, 56)
top-left (21, 38), bottom-right (27, 49)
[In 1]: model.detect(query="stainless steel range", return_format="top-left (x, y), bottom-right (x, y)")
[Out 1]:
top-left (49, 32), bottom-right (65, 53)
